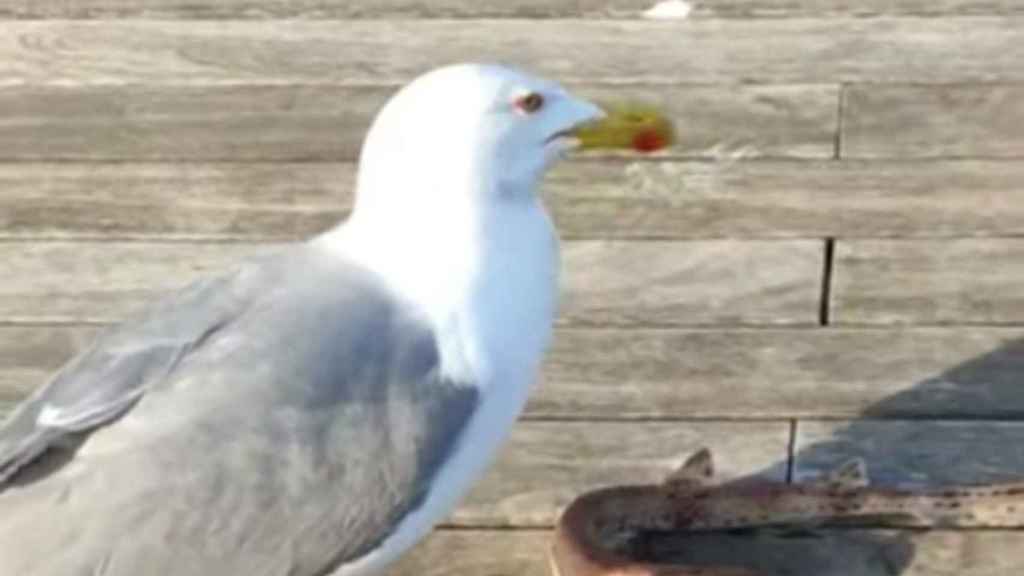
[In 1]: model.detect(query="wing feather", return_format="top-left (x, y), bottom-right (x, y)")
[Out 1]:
top-left (0, 256), bottom-right (266, 486)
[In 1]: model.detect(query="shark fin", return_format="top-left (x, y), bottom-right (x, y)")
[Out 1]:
top-left (665, 447), bottom-right (714, 487)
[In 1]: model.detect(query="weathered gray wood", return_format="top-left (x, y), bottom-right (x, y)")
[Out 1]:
top-left (389, 530), bottom-right (551, 576)
top-left (794, 420), bottom-right (1024, 487)
top-left (560, 240), bottom-right (822, 326)
top-left (392, 528), bottom-right (1024, 575)
top-left (538, 326), bottom-right (1024, 419)
top-left (551, 158), bottom-right (1024, 239)
top-left (0, 84), bottom-right (835, 161)
top-left (699, 0), bottom-right (1024, 18)
top-left (0, 19), bottom-right (1019, 85)
top-left (0, 240), bottom-right (823, 326)
top-left (0, 163), bottom-right (349, 240)
top-left (0, 86), bottom-right (385, 162)
top-left (7, 326), bottom-right (1024, 419)
top-left (454, 421), bottom-right (789, 526)
top-left (0, 242), bottom-right (262, 324)
top-left (3, 160), bottom-right (1024, 241)
top-left (0, 0), bottom-right (1019, 19)
top-left (833, 239), bottom-right (1024, 325)
top-left (842, 84), bottom-right (1024, 159)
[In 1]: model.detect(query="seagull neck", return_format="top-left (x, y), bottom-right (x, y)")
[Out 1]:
top-left (316, 196), bottom-right (489, 317)
top-left (315, 187), bottom-right (557, 392)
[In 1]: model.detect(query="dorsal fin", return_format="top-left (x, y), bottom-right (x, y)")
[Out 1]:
top-left (815, 458), bottom-right (869, 489)
top-left (665, 447), bottom-right (714, 487)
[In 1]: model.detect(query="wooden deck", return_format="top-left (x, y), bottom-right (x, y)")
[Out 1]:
top-left (0, 1), bottom-right (1022, 574)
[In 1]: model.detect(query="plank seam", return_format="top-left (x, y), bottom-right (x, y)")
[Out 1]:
top-left (10, 321), bottom-right (1024, 332)
top-left (11, 233), bottom-right (1024, 243)
top-left (835, 83), bottom-right (846, 159)
top-left (819, 238), bottom-right (835, 326)
top-left (520, 415), bottom-right (1024, 423)
top-left (1, 12), bottom-right (1024, 21)
top-left (786, 419), bottom-right (797, 483)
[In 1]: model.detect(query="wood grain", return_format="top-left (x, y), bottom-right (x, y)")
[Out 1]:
top-left (0, 0), bottom-right (1020, 19)
top-left (842, 84), bottom-right (1024, 159)
top-left (794, 420), bottom-right (1024, 487)
top-left (0, 84), bottom-right (836, 161)
top-left (0, 242), bottom-right (262, 324)
top-left (0, 240), bottom-right (823, 326)
top-left (549, 159), bottom-right (1024, 239)
top-left (0, 19), bottom-right (1019, 85)
top-left (0, 163), bottom-right (350, 240)
top-left (560, 240), bottom-right (822, 326)
top-left (454, 421), bottom-right (789, 526)
top-left (832, 239), bottom-right (1024, 325)
top-left (538, 326), bottom-right (1024, 419)
top-left (389, 530), bottom-right (551, 576)
top-left (0, 86), bottom-right (386, 162)
top-left (3, 160), bottom-right (1023, 241)
top-left (6, 326), bottom-right (1024, 420)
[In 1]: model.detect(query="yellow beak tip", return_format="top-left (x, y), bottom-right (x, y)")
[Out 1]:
top-left (574, 102), bottom-right (675, 153)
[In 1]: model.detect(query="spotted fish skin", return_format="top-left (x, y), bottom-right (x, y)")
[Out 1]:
top-left (550, 448), bottom-right (1024, 576)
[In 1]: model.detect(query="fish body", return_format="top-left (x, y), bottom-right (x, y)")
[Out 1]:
top-left (551, 448), bottom-right (1024, 576)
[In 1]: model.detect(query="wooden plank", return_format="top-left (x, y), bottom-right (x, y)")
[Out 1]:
top-left (454, 421), bottom-right (789, 526)
top-left (0, 19), bottom-right (1019, 85)
top-left (842, 84), bottom-right (1024, 159)
top-left (0, 240), bottom-right (823, 326)
top-left (390, 530), bottom-right (551, 576)
top-left (833, 239), bottom-right (1024, 325)
top-left (560, 240), bottom-right (822, 326)
top-left (0, 242), bottom-right (261, 324)
top-left (687, 0), bottom-right (1024, 18)
top-left (0, 84), bottom-right (835, 161)
top-left (794, 420), bottom-right (1024, 487)
top-left (0, 0), bottom-right (1020, 19)
top-left (0, 163), bottom-right (349, 240)
top-left (0, 86), bottom-right (385, 162)
top-left (538, 326), bottom-right (1024, 419)
top-left (395, 528), bottom-right (1024, 576)
top-left (3, 160), bottom-right (1024, 241)
top-left (7, 326), bottom-right (1024, 420)
top-left (551, 158), bottom-right (1024, 239)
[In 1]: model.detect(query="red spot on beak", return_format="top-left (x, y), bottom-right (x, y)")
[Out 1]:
top-left (632, 130), bottom-right (668, 153)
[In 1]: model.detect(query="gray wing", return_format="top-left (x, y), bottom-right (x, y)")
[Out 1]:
top-left (0, 255), bottom-right (262, 485)
top-left (0, 246), bottom-right (480, 576)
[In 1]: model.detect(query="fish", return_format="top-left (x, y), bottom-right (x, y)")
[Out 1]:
top-left (550, 447), bottom-right (1024, 576)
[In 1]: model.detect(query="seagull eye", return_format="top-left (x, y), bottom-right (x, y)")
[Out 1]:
top-left (514, 93), bottom-right (545, 114)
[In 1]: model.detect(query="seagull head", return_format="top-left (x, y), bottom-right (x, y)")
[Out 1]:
top-left (353, 64), bottom-right (671, 216)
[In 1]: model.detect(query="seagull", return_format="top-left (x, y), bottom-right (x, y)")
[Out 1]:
top-left (0, 63), bottom-right (671, 575)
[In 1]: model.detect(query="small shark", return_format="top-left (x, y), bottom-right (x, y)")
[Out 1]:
top-left (551, 448), bottom-right (1024, 576)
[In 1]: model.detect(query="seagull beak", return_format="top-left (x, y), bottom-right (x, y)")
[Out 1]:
top-left (570, 100), bottom-right (675, 153)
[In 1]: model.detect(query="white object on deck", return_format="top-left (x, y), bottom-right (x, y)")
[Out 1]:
top-left (643, 0), bottom-right (693, 19)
